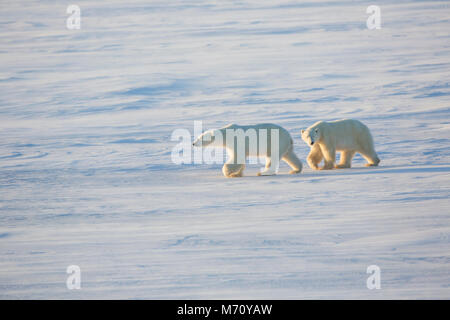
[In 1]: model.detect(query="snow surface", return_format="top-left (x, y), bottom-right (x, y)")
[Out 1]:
top-left (0, 0), bottom-right (449, 299)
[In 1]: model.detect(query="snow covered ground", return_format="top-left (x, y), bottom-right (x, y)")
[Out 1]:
top-left (0, 0), bottom-right (449, 299)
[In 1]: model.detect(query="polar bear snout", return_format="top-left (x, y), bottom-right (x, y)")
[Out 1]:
top-left (310, 141), bottom-right (314, 146)
top-left (192, 138), bottom-right (204, 147)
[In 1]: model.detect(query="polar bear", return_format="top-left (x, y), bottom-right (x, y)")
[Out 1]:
top-left (301, 119), bottom-right (380, 170)
top-left (193, 123), bottom-right (302, 177)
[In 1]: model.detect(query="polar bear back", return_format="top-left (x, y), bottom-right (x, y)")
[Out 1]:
top-left (319, 119), bottom-right (374, 150)
top-left (219, 123), bottom-right (293, 157)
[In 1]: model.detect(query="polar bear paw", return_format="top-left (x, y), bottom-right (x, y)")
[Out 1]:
top-left (365, 163), bottom-right (379, 167)
top-left (222, 163), bottom-right (245, 178)
top-left (257, 169), bottom-right (276, 176)
top-left (335, 164), bottom-right (351, 169)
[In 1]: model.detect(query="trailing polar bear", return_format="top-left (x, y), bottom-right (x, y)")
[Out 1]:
top-left (193, 123), bottom-right (302, 177)
top-left (301, 119), bottom-right (380, 170)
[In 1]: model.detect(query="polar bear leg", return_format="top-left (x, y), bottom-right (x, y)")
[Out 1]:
top-left (282, 150), bottom-right (303, 174)
top-left (336, 150), bottom-right (355, 169)
top-left (355, 133), bottom-right (380, 167)
top-left (359, 145), bottom-right (380, 167)
top-left (307, 144), bottom-right (323, 170)
top-left (362, 152), bottom-right (380, 167)
top-left (319, 144), bottom-right (336, 170)
top-left (257, 157), bottom-right (277, 176)
top-left (222, 163), bottom-right (245, 177)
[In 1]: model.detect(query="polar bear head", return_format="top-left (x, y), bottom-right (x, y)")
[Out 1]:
top-left (193, 129), bottom-right (223, 147)
top-left (301, 124), bottom-right (321, 147)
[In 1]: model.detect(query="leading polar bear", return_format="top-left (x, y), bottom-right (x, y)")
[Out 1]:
top-left (301, 119), bottom-right (380, 170)
top-left (193, 123), bottom-right (302, 177)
